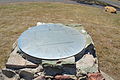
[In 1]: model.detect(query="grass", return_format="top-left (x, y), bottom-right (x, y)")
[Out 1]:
top-left (0, 2), bottom-right (120, 80)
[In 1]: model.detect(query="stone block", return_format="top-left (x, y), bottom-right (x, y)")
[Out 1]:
top-left (76, 53), bottom-right (98, 73)
top-left (19, 65), bottom-right (43, 75)
top-left (1, 69), bottom-right (19, 80)
top-left (19, 71), bottom-right (34, 80)
top-left (6, 47), bottom-right (38, 69)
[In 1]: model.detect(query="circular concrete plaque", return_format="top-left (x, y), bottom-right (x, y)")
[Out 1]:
top-left (18, 24), bottom-right (86, 59)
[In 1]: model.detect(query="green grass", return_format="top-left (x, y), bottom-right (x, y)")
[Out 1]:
top-left (0, 2), bottom-right (120, 80)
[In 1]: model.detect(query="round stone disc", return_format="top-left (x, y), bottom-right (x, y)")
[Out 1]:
top-left (18, 24), bottom-right (86, 59)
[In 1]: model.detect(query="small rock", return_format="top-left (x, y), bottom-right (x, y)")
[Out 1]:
top-left (36, 22), bottom-right (45, 26)
top-left (78, 76), bottom-right (87, 80)
top-left (33, 65), bottom-right (43, 73)
top-left (1, 69), bottom-right (19, 80)
top-left (2, 69), bottom-right (16, 78)
top-left (55, 75), bottom-right (71, 80)
top-left (37, 72), bottom-right (44, 76)
top-left (62, 64), bottom-right (76, 75)
top-left (34, 74), bottom-right (39, 78)
top-left (34, 76), bottom-right (45, 80)
top-left (87, 72), bottom-right (105, 80)
top-left (19, 70), bottom-right (34, 80)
